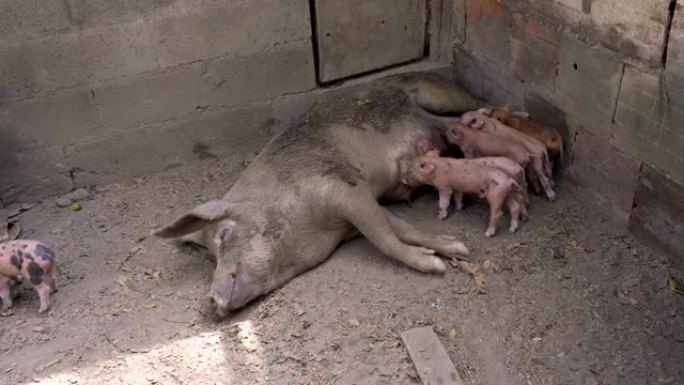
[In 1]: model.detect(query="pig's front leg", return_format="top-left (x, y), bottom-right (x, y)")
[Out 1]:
top-left (384, 211), bottom-right (469, 259)
top-left (437, 188), bottom-right (453, 220)
top-left (335, 185), bottom-right (446, 274)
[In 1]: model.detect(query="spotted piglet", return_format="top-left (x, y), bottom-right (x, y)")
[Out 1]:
top-left (0, 240), bottom-right (57, 313)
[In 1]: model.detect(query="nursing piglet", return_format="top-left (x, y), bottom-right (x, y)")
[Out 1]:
top-left (401, 155), bottom-right (522, 237)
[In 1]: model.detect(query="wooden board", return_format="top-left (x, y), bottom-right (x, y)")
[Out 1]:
top-left (313, 0), bottom-right (426, 83)
top-left (401, 326), bottom-right (464, 385)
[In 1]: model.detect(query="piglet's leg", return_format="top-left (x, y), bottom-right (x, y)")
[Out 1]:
top-left (453, 191), bottom-right (464, 211)
top-left (384, 211), bottom-right (469, 259)
top-left (506, 196), bottom-right (521, 233)
top-left (530, 156), bottom-right (556, 201)
top-left (485, 198), bottom-right (504, 238)
top-left (0, 275), bottom-right (13, 310)
top-left (437, 188), bottom-right (453, 220)
top-left (34, 283), bottom-right (52, 314)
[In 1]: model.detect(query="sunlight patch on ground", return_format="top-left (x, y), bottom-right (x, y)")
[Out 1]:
top-left (19, 327), bottom-right (257, 385)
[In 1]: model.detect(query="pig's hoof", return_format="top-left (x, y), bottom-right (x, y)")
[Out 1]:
top-left (485, 228), bottom-right (496, 238)
top-left (434, 235), bottom-right (470, 257)
top-left (509, 224), bottom-right (518, 233)
top-left (438, 214), bottom-right (448, 220)
top-left (546, 191), bottom-right (557, 202)
top-left (432, 258), bottom-right (447, 274)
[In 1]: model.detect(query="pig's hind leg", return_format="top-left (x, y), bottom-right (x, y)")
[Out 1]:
top-left (334, 184), bottom-right (446, 274)
top-left (530, 155), bottom-right (556, 201)
top-left (384, 211), bottom-right (469, 259)
top-left (505, 196), bottom-right (521, 233)
top-left (484, 194), bottom-right (505, 238)
top-left (0, 275), bottom-right (13, 310)
top-left (34, 282), bottom-right (52, 313)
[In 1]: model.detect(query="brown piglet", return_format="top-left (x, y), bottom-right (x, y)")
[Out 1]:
top-left (490, 106), bottom-right (564, 168)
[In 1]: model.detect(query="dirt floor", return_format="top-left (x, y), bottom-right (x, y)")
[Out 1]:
top-left (1, 153), bottom-right (683, 385)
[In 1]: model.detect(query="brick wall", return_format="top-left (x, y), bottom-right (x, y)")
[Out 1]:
top-left (450, 0), bottom-right (683, 261)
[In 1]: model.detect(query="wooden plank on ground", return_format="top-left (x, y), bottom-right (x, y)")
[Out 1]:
top-left (401, 326), bottom-right (464, 385)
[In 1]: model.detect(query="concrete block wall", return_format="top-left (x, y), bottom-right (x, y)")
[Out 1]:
top-left (1, 0), bottom-right (461, 206)
top-left (450, 0), bottom-right (684, 261)
top-left (0, 0), bottom-right (316, 204)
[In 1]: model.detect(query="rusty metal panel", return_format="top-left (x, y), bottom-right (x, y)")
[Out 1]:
top-left (313, 0), bottom-right (427, 82)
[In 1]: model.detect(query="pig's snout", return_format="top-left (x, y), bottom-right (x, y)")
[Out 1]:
top-left (204, 263), bottom-right (254, 318)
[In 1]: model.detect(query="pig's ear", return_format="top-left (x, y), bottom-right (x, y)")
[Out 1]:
top-left (418, 161), bottom-right (435, 174)
top-left (155, 200), bottom-right (235, 238)
top-left (213, 219), bottom-right (237, 252)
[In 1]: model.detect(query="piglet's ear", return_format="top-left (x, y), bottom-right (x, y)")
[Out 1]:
top-left (477, 107), bottom-right (493, 116)
top-left (418, 162), bottom-right (435, 174)
top-left (449, 127), bottom-right (463, 139)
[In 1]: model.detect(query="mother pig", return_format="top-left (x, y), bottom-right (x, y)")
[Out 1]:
top-left (155, 72), bottom-right (483, 317)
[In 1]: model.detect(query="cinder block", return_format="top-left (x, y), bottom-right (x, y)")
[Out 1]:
top-left (0, 146), bottom-right (72, 204)
top-left (63, 105), bottom-right (273, 186)
top-left (451, 0), bottom-right (466, 44)
top-left (552, 35), bottom-right (623, 130)
top-left (63, 92), bottom-right (319, 187)
top-left (205, 42), bottom-right (315, 105)
top-left (0, 21), bottom-right (159, 100)
top-left (0, 88), bottom-right (99, 148)
top-left (570, 124), bottom-right (641, 223)
top-left (667, 5), bottom-right (684, 77)
top-left (481, 60), bottom-right (526, 109)
top-left (464, 0), bottom-right (512, 71)
top-left (94, 42), bottom-right (315, 134)
top-left (589, 0), bottom-right (668, 65)
top-left (0, 0), bottom-right (72, 41)
top-left (630, 164), bottom-right (684, 265)
top-left (154, 0), bottom-right (310, 69)
top-left (612, 66), bottom-right (684, 185)
top-left (0, 0), bottom-right (310, 99)
top-left (509, 12), bottom-right (561, 94)
top-left (452, 43), bottom-right (484, 98)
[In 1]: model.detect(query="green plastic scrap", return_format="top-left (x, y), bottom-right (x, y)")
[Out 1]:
top-left (68, 202), bottom-right (82, 212)
top-left (356, 98), bottom-right (372, 106)
top-left (668, 276), bottom-right (684, 295)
